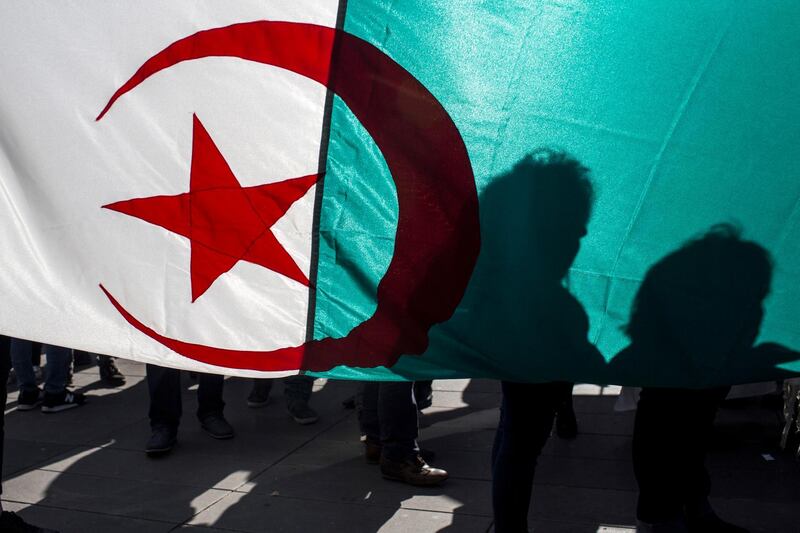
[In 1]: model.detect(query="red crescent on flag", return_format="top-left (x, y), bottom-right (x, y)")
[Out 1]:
top-left (98, 20), bottom-right (480, 372)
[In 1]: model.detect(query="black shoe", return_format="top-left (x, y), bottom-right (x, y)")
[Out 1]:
top-left (287, 401), bottom-right (319, 425)
top-left (200, 413), bottom-right (234, 439)
top-left (555, 407), bottom-right (578, 439)
top-left (0, 511), bottom-right (59, 533)
top-left (146, 426), bottom-right (177, 456)
top-left (41, 390), bottom-right (85, 413)
top-left (98, 357), bottom-right (125, 385)
top-left (17, 388), bottom-right (44, 411)
top-left (380, 455), bottom-right (448, 486)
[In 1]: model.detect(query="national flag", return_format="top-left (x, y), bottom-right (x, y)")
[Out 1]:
top-left (1, 1), bottom-right (798, 386)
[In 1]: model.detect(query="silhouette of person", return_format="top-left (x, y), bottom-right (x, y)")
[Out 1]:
top-left (489, 150), bottom-right (603, 533)
top-left (610, 224), bottom-right (799, 532)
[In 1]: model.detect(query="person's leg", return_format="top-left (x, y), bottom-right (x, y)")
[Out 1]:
top-left (146, 364), bottom-right (182, 429)
top-left (492, 381), bottom-right (561, 533)
top-left (10, 338), bottom-right (36, 393)
top-left (145, 364), bottom-right (181, 454)
top-left (284, 375), bottom-right (318, 424)
top-left (633, 388), bottom-right (688, 526)
top-left (197, 373), bottom-right (233, 439)
top-left (358, 382), bottom-right (381, 442)
top-left (284, 374), bottom-right (313, 404)
top-left (247, 378), bottom-right (273, 408)
top-left (40, 345), bottom-right (85, 413)
top-left (41, 345), bottom-right (71, 395)
top-left (357, 382), bottom-right (381, 462)
top-left (683, 387), bottom-right (744, 532)
top-left (197, 373), bottom-right (225, 419)
top-left (378, 381), bottom-right (447, 486)
top-left (377, 381), bottom-right (419, 462)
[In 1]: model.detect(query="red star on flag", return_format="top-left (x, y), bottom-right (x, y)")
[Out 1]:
top-left (104, 114), bottom-right (318, 302)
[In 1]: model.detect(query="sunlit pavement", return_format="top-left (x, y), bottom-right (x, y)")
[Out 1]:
top-left (2, 361), bottom-right (798, 532)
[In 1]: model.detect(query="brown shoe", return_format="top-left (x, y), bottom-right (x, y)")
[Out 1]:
top-left (380, 455), bottom-right (448, 486)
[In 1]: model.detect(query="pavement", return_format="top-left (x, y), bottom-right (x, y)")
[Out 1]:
top-left (2, 360), bottom-right (798, 533)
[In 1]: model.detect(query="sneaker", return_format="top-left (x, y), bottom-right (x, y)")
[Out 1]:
top-left (287, 401), bottom-right (319, 425)
top-left (0, 510), bottom-right (59, 533)
top-left (17, 389), bottom-right (44, 411)
top-left (247, 380), bottom-right (272, 408)
top-left (41, 390), bottom-right (86, 413)
top-left (380, 455), bottom-right (448, 486)
top-left (145, 425), bottom-right (177, 456)
top-left (200, 413), bottom-right (234, 439)
top-left (98, 357), bottom-right (126, 385)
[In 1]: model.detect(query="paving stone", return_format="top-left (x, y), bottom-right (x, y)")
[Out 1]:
top-left (543, 433), bottom-right (632, 461)
top-left (575, 413), bottom-right (635, 436)
top-left (3, 379), bottom-right (149, 446)
top-left (528, 484), bottom-right (637, 525)
top-left (189, 491), bottom-right (492, 533)
top-left (535, 456), bottom-right (636, 491)
top-left (711, 496), bottom-right (800, 533)
top-left (2, 469), bottom-right (228, 523)
top-left (239, 460), bottom-right (493, 516)
top-left (432, 379), bottom-right (500, 394)
top-left (2, 439), bottom-right (80, 478)
top-left (0, 500), bottom-right (175, 533)
top-left (37, 445), bottom-right (276, 490)
top-left (430, 390), bottom-right (501, 410)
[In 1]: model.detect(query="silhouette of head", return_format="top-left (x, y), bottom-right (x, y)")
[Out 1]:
top-left (511, 149), bottom-right (594, 281)
top-left (626, 224), bottom-right (773, 359)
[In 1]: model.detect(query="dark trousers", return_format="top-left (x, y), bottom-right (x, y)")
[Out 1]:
top-left (0, 336), bottom-right (10, 496)
top-left (253, 375), bottom-right (314, 404)
top-left (633, 386), bottom-right (729, 523)
top-left (492, 381), bottom-right (573, 533)
top-left (357, 381), bottom-right (419, 461)
top-left (146, 364), bottom-right (224, 429)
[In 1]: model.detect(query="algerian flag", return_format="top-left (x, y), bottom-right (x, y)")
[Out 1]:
top-left (1, 1), bottom-right (798, 386)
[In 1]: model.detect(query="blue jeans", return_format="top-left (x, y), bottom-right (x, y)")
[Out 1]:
top-left (10, 339), bottom-right (71, 394)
